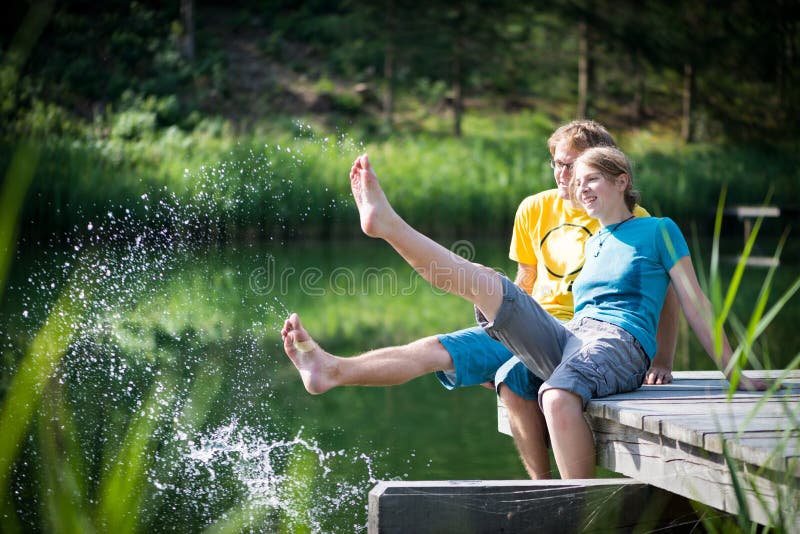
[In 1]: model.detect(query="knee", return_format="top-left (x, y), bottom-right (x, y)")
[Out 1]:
top-left (540, 388), bottom-right (582, 421)
top-left (499, 384), bottom-right (541, 415)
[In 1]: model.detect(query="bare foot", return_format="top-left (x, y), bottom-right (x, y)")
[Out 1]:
top-left (349, 154), bottom-right (399, 238)
top-left (281, 313), bottom-right (339, 394)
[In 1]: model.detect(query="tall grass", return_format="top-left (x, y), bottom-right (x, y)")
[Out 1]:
top-left (5, 111), bottom-right (798, 242)
top-left (690, 193), bottom-right (800, 532)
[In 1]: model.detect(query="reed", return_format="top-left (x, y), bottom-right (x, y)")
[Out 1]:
top-left (5, 111), bottom-right (798, 241)
top-left (690, 193), bottom-right (800, 532)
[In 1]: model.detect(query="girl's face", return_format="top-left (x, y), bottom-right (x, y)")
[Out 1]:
top-left (573, 162), bottom-right (625, 220)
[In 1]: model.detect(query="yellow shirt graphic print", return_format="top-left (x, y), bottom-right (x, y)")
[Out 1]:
top-left (535, 222), bottom-right (592, 309)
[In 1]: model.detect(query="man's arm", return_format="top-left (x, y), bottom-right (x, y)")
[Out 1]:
top-left (645, 284), bottom-right (679, 384)
top-left (514, 262), bottom-right (536, 294)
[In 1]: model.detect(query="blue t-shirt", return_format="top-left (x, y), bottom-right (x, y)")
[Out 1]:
top-left (572, 217), bottom-right (689, 358)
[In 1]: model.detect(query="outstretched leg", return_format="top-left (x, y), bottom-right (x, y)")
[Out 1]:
top-left (282, 313), bottom-right (455, 394)
top-left (349, 155), bottom-right (504, 321)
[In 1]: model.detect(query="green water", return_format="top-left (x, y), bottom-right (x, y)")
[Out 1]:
top-left (2, 237), bottom-right (797, 532)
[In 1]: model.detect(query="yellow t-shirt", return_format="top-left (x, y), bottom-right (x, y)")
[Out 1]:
top-left (509, 189), bottom-right (649, 321)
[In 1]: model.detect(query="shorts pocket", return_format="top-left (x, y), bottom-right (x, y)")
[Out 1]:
top-left (570, 352), bottom-right (612, 398)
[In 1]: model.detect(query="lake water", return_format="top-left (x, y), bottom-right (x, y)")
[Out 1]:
top-left (2, 236), bottom-right (797, 532)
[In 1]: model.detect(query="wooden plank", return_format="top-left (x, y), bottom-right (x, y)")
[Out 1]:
top-left (603, 401), bottom-right (798, 436)
top-left (703, 431), bottom-right (800, 475)
top-left (724, 206), bottom-right (780, 218)
top-left (599, 398), bottom-right (795, 421)
top-left (657, 371), bottom-right (798, 382)
top-left (368, 479), bottom-right (702, 534)
top-left (590, 417), bottom-right (800, 531)
top-left (656, 414), bottom-right (793, 448)
top-left (729, 255), bottom-right (781, 268)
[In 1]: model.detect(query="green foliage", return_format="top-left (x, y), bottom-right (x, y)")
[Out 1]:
top-left (3, 111), bottom-right (798, 246)
top-left (4, 0), bottom-right (798, 144)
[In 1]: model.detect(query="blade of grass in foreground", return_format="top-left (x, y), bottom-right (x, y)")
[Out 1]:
top-left (711, 198), bottom-right (772, 388)
top-left (38, 383), bottom-right (95, 534)
top-left (278, 446), bottom-right (318, 534)
top-left (95, 375), bottom-right (176, 534)
top-left (0, 283), bottom-right (83, 498)
top-left (0, 143), bottom-right (39, 301)
top-left (202, 501), bottom-right (273, 534)
top-left (726, 231), bottom-right (799, 396)
top-left (720, 437), bottom-right (756, 533)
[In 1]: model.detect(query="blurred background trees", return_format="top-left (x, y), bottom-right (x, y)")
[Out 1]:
top-left (1, 0), bottom-right (798, 243)
top-left (2, 0), bottom-right (797, 141)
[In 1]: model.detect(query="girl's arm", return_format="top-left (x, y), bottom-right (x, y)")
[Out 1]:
top-left (668, 256), bottom-right (769, 391)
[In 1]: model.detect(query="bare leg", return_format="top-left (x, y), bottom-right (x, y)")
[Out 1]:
top-left (541, 389), bottom-right (596, 478)
top-left (498, 385), bottom-right (552, 479)
top-left (281, 313), bottom-right (455, 394)
top-left (349, 155), bottom-right (503, 321)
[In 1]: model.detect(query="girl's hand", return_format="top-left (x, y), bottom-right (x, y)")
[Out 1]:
top-left (645, 364), bottom-right (673, 385)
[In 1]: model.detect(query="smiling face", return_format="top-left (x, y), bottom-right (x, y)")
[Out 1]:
top-left (573, 161), bottom-right (627, 223)
top-left (552, 142), bottom-right (581, 200)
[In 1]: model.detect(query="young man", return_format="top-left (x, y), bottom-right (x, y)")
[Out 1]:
top-left (281, 120), bottom-right (679, 478)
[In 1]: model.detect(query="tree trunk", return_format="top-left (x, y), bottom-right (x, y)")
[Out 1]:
top-left (180, 0), bottom-right (195, 61)
top-left (383, 0), bottom-right (395, 132)
top-left (632, 50), bottom-right (645, 124)
top-left (577, 20), bottom-right (592, 119)
top-left (452, 35), bottom-right (464, 137)
top-left (779, 15), bottom-right (798, 124)
top-left (681, 62), bottom-right (694, 143)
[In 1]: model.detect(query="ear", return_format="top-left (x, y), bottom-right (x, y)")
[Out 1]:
top-left (616, 173), bottom-right (629, 191)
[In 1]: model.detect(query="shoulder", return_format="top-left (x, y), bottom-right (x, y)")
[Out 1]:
top-left (632, 216), bottom-right (674, 229)
top-left (645, 217), bottom-right (688, 249)
top-left (627, 216), bottom-right (667, 241)
top-left (656, 217), bottom-right (682, 233)
top-left (526, 189), bottom-right (559, 204)
top-left (516, 189), bottom-right (559, 213)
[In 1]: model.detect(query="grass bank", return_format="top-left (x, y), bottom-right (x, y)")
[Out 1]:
top-left (4, 111), bottom-right (798, 243)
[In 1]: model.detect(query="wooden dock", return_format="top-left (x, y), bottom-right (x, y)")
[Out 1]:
top-left (498, 370), bottom-right (799, 529)
top-left (369, 479), bottom-right (699, 533)
top-left (368, 370), bottom-right (797, 532)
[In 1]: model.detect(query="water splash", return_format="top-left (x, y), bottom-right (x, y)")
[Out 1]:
top-left (1, 127), bottom-right (387, 532)
top-left (160, 420), bottom-right (379, 532)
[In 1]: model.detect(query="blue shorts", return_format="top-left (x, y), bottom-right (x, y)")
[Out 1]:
top-left (434, 327), bottom-right (544, 400)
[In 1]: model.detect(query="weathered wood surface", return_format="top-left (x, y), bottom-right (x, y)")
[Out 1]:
top-left (368, 479), bottom-right (701, 533)
top-left (498, 370), bottom-right (800, 529)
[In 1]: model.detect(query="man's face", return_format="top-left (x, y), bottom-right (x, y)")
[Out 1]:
top-left (551, 142), bottom-right (581, 200)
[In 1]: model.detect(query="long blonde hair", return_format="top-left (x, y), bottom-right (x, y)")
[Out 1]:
top-left (571, 146), bottom-right (641, 212)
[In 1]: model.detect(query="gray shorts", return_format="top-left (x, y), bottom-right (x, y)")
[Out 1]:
top-left (477, 276), bottom-right (649, 408)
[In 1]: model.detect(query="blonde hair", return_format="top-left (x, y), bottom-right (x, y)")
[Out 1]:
top-left (547, 120), bottom-right (617, 156)
top-left (572, 146), bottom-right (641, 212)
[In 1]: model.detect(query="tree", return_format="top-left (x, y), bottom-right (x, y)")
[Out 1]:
top-left (180, 0), bottom-right (195, 62)
top-left (576, 18), bottom-right (593, 119)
